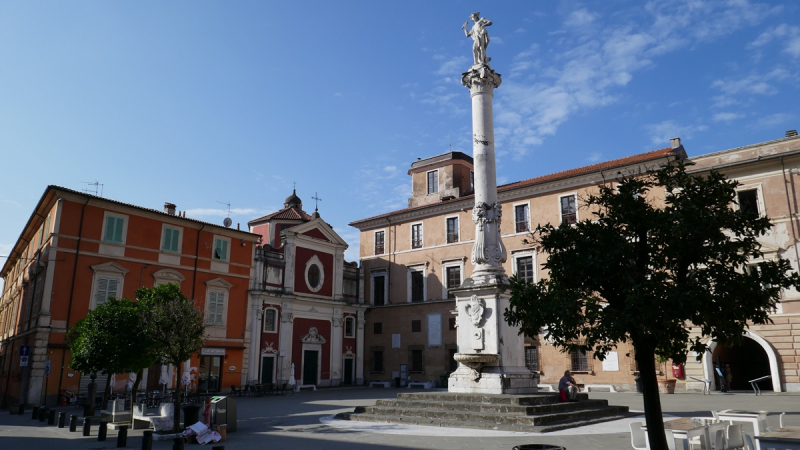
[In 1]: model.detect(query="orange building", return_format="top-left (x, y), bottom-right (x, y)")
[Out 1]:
top-left (0, 186), bottom-right (260, 408)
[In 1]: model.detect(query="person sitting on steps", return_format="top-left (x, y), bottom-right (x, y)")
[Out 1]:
top-left (559, 370), bottom-right (579, 402)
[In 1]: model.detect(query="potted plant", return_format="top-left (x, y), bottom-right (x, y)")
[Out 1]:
top-left (656, 355), bottom-right (676, 394)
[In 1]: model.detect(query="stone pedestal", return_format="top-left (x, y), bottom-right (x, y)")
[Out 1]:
top-left (448, 281), bottom-right (539, 394)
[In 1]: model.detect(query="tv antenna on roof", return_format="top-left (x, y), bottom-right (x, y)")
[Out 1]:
top-left (82, 181), bottom-right (104, 197)
top-left (217, 201), bottom-right (232, 227)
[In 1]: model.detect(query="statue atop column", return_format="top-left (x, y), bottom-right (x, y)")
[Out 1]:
top-left (462, 12), bottom-right (493, 67)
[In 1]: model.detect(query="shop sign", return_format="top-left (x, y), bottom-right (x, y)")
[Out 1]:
top-left (201, 348), bottom-right (225, 356)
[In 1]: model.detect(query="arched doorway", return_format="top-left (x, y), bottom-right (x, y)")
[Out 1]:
top-left (702, 331), bottom-right (782, 392)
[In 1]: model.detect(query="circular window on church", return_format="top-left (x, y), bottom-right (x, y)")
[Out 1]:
top-left (304, 256), bottom-right (325, 293)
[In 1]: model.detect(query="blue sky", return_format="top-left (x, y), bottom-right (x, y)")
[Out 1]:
top-left (1, 1), bottom-right (798, 284)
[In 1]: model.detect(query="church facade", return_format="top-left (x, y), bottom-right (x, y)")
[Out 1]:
top-left (246, 191), bottom-right (366, 388)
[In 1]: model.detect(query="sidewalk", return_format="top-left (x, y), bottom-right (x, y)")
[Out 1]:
top-left (0, 388), bottom-right (797, 449)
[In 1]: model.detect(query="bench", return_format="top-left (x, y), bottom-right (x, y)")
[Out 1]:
top-left (369, 381), bottom-right (391, 388)
top-left (296, 384), bottom-right (316, 391)
top-left (132, 403), bottom-right (173, 431)
top-left (537, 384), bottom-right (555, 392)
top-left (581, 384), bottom-right (617, 393)
top-left (688, 376), bottom-right (712, 395)
top-left (406, 382), bottom-right (434, 389)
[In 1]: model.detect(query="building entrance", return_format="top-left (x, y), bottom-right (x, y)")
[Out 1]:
top-left (712, 338), bottom-right (771, 391)
top-left (343, 358), bottom-right (353, 385)
top-left (261, 357), bottom-right (274, 384)
top-left (303, 350), bottom-right (318, 386)
top-left (198, 356), bottom-right (222, 392)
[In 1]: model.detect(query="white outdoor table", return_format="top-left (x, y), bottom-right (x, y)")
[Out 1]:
top-left (649, 417), bottom-right (714, 450)
top-left (755, 427), bottom-right (800, 450)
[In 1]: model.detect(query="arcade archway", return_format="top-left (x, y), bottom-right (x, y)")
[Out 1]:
top-left (702, 331), bottom-right (781, 392)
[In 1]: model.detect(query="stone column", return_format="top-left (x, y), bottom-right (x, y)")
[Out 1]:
top-left (246, 297), bottom-right (261, 385)
top-left (355, 309), bottom-right (365, 385)
top-left (447, 60), bottom-right (538, 395)
top-left (278, 303), bottom-right (294, 384)
top-left (330, 309), bottom-right (344, 386)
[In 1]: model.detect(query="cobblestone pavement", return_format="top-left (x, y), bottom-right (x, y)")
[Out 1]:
top-left (1, 388), bottom-right (799, 450)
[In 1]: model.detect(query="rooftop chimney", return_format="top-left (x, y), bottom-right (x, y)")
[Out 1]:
top-left (164, 202), bottom-right (176, 215)
top-left (787, 130), bottom-right (798, 138)
top-left (670, 137), bottom-right (682, 149)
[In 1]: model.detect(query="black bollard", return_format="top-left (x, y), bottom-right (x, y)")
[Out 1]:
top-left (98, 421), bottom-right (107, 441)
top-left (82, 417), bottom-right (91, 436)
top-left (38, 408), bottom-right (47, 422)
top-left (69, 414), bottom-right (78, 432)
top-left (18, 404), bottom-right (25, 415)
top-left (116, 425), bottom-right (127, 448)
top-left (211, 447), bottom-right (225, 450)
top-left (48, 409), bottom-right (56, 425)
top-left (141, 430), bottom-right (153, 450)
top-left (31, 406), bottom-right (39, 420)
top-left (172, 437), bottom-right (184, 450)
top-left (58, 411), bottom-right (66, 428)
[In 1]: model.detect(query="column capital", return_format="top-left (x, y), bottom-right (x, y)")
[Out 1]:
top-left (462, 64), bottom-right (502, 96)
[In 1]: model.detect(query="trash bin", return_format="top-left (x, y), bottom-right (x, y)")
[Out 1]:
top-left (512, 445), bottom-right (566, 450)
top-left (210, 396), bottom-right (237, 432)
top-left (182, 404), bottom-right (201, 427)
top-left (635, 375), bottom-right (642, 393)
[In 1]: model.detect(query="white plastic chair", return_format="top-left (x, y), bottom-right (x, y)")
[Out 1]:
top-left (688, 427), bottom-right (710, 450)
top-left (743, 434), bottom-right (755, 450)
top-left (666, 429), bottom-right (691, 450)
top-left (712, 429), bottom-right (727, 450)
top-left (726, 424), bottom-right (745, 450)
top-left (630, 421), bottom-right (649, 450)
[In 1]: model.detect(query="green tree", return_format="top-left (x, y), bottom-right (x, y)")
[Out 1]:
top-left (504, 163), bottom-right (800, 450)
top-left (137, 283), bottom-right (205, 432)
top-left (67, 297), bottom-right (157, 410)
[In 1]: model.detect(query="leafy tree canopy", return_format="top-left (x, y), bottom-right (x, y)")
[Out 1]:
top-left (67, 297), bottom-right (157, 376)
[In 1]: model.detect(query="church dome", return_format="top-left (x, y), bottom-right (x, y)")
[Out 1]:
top-left (284, 189), bottom-right (302, 209)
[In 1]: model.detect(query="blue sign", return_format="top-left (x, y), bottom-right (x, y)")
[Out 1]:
top-left (44, 360), bottom-right (51, 375)
top-left (19, 345), bottom-right (30, 357)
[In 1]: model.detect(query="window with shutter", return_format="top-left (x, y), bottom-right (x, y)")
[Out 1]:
top-left (95, 277), bottom-right (119, 307)
top-left (213, 238), bottom-right (229, 261)
top-left (104, 216), bottom-right (125, 243)
top-left (163, 227), bottom-right (180, 252)
top-left (208, 291), bottom-right (225, 325)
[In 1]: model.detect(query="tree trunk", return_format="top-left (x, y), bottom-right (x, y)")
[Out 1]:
top-left (101, 373), bottom-right (112, 411)
top-left (129, 369), bottom-right (144, 424)
top-left (635, 343), bottom-right (668, 450)
top-left (173, 363), bottom-right (182, 433)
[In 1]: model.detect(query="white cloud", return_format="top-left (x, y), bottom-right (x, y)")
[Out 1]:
top-left (334, 92), bottom-right (342, 97)
top-left (755, 113), bottom-right (793, 128)
top-left (587, 152), bottom-right (603, 163)
top-left (645, 120), bottom-right (708, 146)
top-left (749, 23), bottom-right (800, 57)
top-left (710, 68), bottom-right (790, 107)
top-left (564, 8), bottom-right (598, 28)
top-left (435, 56), bottom-right (469, 76)
top-left (713, 112), bottom-right (745, 123)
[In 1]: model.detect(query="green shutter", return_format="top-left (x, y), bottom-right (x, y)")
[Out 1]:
top-left (214, 238), bottom-right (228, 261)
top-left (105, 217), bottom-right (116, 242)
top-left (163, 228), bottom-right (179, 252)
top-left (114, 217), bottom-right (124, 242)
top-left (221, 239), bottom-right (228, 261)
top-left (172, 229), bottom-right (180, 252)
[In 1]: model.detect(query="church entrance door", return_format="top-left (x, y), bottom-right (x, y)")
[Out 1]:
top-left (343, 358), bottom-right (353, 385)
top-left (261, 357), bottom-right (274, 384)
top-left (303, 350), bottom-right (318, 386)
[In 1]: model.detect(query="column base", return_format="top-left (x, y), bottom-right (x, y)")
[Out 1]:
top-left (448, 366), bottom-right (539, 395)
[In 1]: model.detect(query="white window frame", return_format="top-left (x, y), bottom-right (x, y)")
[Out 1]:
top-left (152, 268), bottom-right (185, 287)
top-left (212, 235), bottom-right (231, 262)
top-left (513, 201), bottom-right (531, 234)
top-left (263, 306), bottom-right (278, 333)
top-left (304, 254), bottom-right (325, 293)
top-left (734, 183), bottom-right (766, 218)
top-left (101, 211), bottom-right (129, 245)
top-left (558, 193), bottom-right (579, 225)
top-left (512, 250), bottom-right (537, 284)
top-left (406, 263), bottom-right (427, 303)
top-left (89, 262), bottom-right (129, 310)
top-left (444, 215), bottom-right (460, 244)
top-left (441, 259), bottom-right (465, 299)
top-left (370, 270), bottom-right (388, 306)
top-left (344, 316), bottom-right (356, 338)
top-left (374, 229), bottom-right (386, 255)
top-left (410, 222), bottom-right (424, 249)
top-left (161, 224), bottom-right (184, 254)
top-left (205, 278), bottom-right (233, 329)
top-left (427, 169), bottom-right (439, 195)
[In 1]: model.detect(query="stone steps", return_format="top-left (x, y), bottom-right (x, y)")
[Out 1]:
top-left (374, 398), bottom-right (610, 415)
top-left (335, 391), bottom-right (631, 432)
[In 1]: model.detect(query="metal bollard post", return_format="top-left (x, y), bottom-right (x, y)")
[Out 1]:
top-left (116, 425), bottom-right (127, 448)
top-left (38, 409), bottom-right (47, 422)
top-left (69, 414), bottom-right (78, 432)
top-left (58, 411), bottom-right (66, 428)
top-left (48, 409), bottom-right (56, 425)
top-left (31, 406), bottom-right (39, 420)
top-left (172, 436), bottom-right (184, 450)
top-left (98, 421), bottom-right (107, 441)
top-left (18, 404), bottom-right (25, 415)
top-left (141, 430), bottom-right (153, 450)
top-left (82, 417), bottom-right (91, 436)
